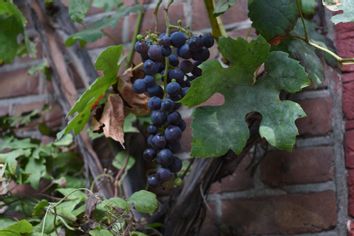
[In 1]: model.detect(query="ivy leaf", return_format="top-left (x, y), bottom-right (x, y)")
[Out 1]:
top-left (68, 0), bottom-right (91, 23)
top-left (89, 229), bottom-right (113, 236)
top-left (0, 149), bottom-right (31, 175)
top-left (328, 0), bottom-right (354, 24)
top-left (128, 190), bottom-right (158, 214)
top-left (96, 197), bottom-right (130, 212)
top-left (33, 200), bottom-right (49, 217)
top-left (182, 37), bottom-right (309, 157)
top-left (0, 220), bottom-right (32, 236)
top-left (214, 0), bottom-right (237, 16)
top-left (65, 5), bottom-right (142, 47)
top-left (248, 0), bottom-right (298, 40)
top-left (57, 45), bottom-right (123, 139)
top-left (123, 113), bottom-right (139, 133)
top-left (112, 151), bottom-right (135, 171)
top-left (24, 157), bottom-right (46, 189)
top-left (0, 1), bottom-right (26, 63)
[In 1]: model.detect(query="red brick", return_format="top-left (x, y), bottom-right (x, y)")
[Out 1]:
top-left (220, 0), bottom-right (248, 25)
top-left (260, 147), bottom-right (334, 187)
top-left (335, 22), bottom-right (354, 72)
top-left (199, 203), bottom-right (219, 236)
top-left (343, 81), bottom-right (354, 120)
top-left (85, 20), bottom-right (124, 49)
top-left (210, 154), bottom-right (254, 193)
top-left (221, 191), bottom-right (336, 235)
top-left (345, 130), bottom-right (354, 168)
top-left (296, 97), bottom-right (333, 136)
top-left (348, 170), bottom-right (354, 216)
top-left (0, 69), bottom-right (39, 99)
top-left (179, 116), bottom-right (192, 153)
top-left (343, 72), bottom-right (354, 83)
top-left (347, 120), bottom-right (354, 130)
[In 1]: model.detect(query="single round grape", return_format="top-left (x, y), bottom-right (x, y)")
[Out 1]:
top-left (144, 75), bottom-right (155, 87)
top-left (152, 134), bottom-right (167, 149)
top-left (188, 36), bottom-right (203, 52)
top-left (147, 125), bottom-right (158, 134)
top-left (162, 46), bottom-right (172, 57)
top-left (166, 81), bottom-right (181, 96)
top-left (157, 148), bottom-right (173, 166)
top-left (157, 167), bottom-right (173, 181)
top-left (178, 44), bottom-right (192, 59)
top-left (148, 45), bottom-right (164, 62)
top-left (168, 54), bottom-right (179, 67)
top-left (179, 60), bottom-right (193, 73)
top-left (148, 96), bottom-right (161, 110)
top-left (167, 111), bottom-right (182, 125)
top-left (158, 62), bottom-right (165, 73)
top-left (147, 85), bottom-right (164, 98)
top-left (192, 66), bottom-right (202, 77)
top-left (178, 119), bottom-right (186, 131)
top-left (132, 79), bottom-right (146, 93)
top-left (144, 59), bottom-right (160, 75)
top-left (182, 87), bottom-right (189, 96)
top-left (143, 148), bottom-right (156, 161)
top-left (135, 41), bottom-right (148, 54)
top-left (192, 47), bottom-right (210, 62)
top-left (202, 33), bottom-right (214, 48)
top-left (147, 135), bottom-right (154, 147)
top-left (159, 34), bottom-right (171, 47)
top-left (168, 68), bottom-right (184, 83)
top-left (168, 93), bottom-right (182, 101)
top-left (151, 111), bottom-right (167, 126)
top-left (169, 158), bottom-right (182, 173)
top-left (161, 98), bottom-right (175, 112)
top-left (170, 31), bottom-right (187, 48)
top-left (165, 125), bottom-right (182, 141)
top-left (147, 175), bottom-right (160, 186)
top-left (168, 141), bottom-right (181, 153)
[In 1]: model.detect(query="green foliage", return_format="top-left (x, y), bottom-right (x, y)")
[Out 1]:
top-left (248, 0), bottom-right (298, 40)
top-left (0, 220), bottom-right (32, 236)
top-left (113, 151), bottom-right (136, 171)
top-left (89, 228), bottom-right (114, 236)
top-left (58, 45), bottom-right (123, 139)
top-left (128, 190), bottom-right (159, 214)
top-left (65, 5), bottom-right (142, 47)
top-left (214, 0), bottom-right (237, 16)
top-left (0, 0), bottom-right (26, 63)
top-left (68, 0), bottom-right (91, 23)
top-left (301, 0), bottom-right (317, 16)
top-left (182, 37), bottom-right (309, 157)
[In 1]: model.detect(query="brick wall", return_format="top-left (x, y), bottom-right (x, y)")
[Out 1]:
top-left (0, 1), bottom-right (352, 235)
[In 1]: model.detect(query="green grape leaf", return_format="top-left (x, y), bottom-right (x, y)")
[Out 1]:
top-left (33, 199), bottom-right (49, 216)
top-left (182, 37), bottom-right (309, 158)
top-left (113, 151), bottom-right (135, 171)
top-left (57, 45), bottom-right (123, 139)
top-left (96, 197), bottom-right (129, 211)
top-left (0, 1), bottom-right (26, 63)
top-left (214, 0), bottom-right (237, 16)
top-left (328, 0), bottom-right (354, 24)
top-left (68, 0), bottom-right (91, 23)
top-left (89, 229), bottom-right (113, 236)
top-left (128, 190), bottom-right (158, 214)
top-left (65, 5), bottom-right (142, 47)
top-left (0, 220), bottom-right (32, 236)
top-left (248, 0), bottom-right (298, 40)
top-left (24, 157), bottom-right (46, 189)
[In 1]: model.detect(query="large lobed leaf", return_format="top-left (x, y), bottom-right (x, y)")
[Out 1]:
top-left (57, 45), bottom-right (123, 139)
top-left (182, 37), bottom-right (310, 158)
top-left (248, 0), bottom-right (298, 41)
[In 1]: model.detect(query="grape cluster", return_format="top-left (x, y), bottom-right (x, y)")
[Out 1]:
top-left (133, 30), bottom-right (214, 186)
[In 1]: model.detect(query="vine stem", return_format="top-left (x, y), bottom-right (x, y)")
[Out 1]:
top-left (203, 0), bottom-right (227, 38)
top-left (296, 0), bottom-right (309, 41)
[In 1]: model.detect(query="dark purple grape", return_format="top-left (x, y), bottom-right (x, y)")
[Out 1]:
top-left (151, 111), bottom-right (167, 126)
top-left (135, 41), bottom-right (148, 54)
top-left (178, 119), bottom-right (186, 131)
top-left (202, 33), bottom-right (214, 48)
top-left (147, 135), bottom-right (154, 147)
top-left (182, 87), bottom-right (189, 96)
top-left (132, 79), bottom-right (146, 93)
top-left (188, 36), bottom-right (203, 52)
top-left (179, 60), bottom-right (193, 73)
top-left (192, 66), bottom-right (202, 77)
top-left (184, 80), bottom-right (191, 87)
top-left (169, 158), bottom-right (182, 173)
top-left (192, 47), bottom-right (210, 62)
top-left (166, 82), bottom-right (181, 96)
top-left (157, 149), bottom-right (173, 166)
top-left (148, 175), bottom-right (160, 186)
top-left (168, 54), bottom-right (179, 67)
top-left (177, 44), bottom-right (192, 59)
top-left (162, 46), bottom-right (172, 57)
top-left (143, 148), bottom-right (156, 161)
top-left (161, 98), bottom-right (175, 112)
top-left (170, 31), bottom-right (187, 48)
top-left (148, 96), bottom-right (161, 110)
top-left (169, 93), bottom-right (182, 101)
top-left (158, 62), bottom-right (165, 73)
top-left (147, 125), bottom-right (157, 134)
top-left (148, 45), bottom-right (164, 62)
top-left (168, 68), bottom-right (184, 83)
top-left (168, 141), bottom-right (181, 152)
top-left (159, 34), bottom-right (171, 47)
top-left (157, 167), bottom-right (173, 181)
top-left (144, 75), bottom-right (155, 87)
top-left (147, 85), bottom-right (164, 98)
top-left (152, 134), bottom-right (166, 149)
top-left (165, 126), bottom-right (182, 141)
top-left (167, 111), bottom-right (181, 125)
top-left (144, 59), bottom-right (160, 75)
